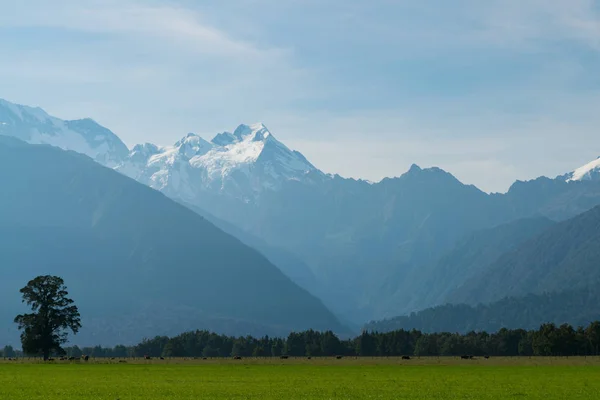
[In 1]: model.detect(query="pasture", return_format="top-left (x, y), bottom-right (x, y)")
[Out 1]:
top-left (1, 357), bottom-right (599, 399)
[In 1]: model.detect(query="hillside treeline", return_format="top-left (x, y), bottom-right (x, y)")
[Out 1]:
top-left (365, 288), bottom-right (600, 334)
top-left (5, 321), bottom-right (600, 358)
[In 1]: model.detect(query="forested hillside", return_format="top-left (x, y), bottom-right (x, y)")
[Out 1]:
top-left (365, 287), bottom-right (600, 334)
top-left (447, 204), bottom-right (600, 306)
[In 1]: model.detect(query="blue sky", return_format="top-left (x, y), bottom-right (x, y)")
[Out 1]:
top-left (1, 0), bottom-right (600, 192)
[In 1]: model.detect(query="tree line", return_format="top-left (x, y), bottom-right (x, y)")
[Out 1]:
top-left (5, 275), bottom-right (600, 359)
top-left (5, 321), bottom-right (600, 359)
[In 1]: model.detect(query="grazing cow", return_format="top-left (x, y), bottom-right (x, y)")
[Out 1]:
top-left (233, 356), bottom-right (242, 360)
top-left (307, 357), bottom-right (312, 360)
top-left (82, 355), bottom-right (89, 361)
top-left (280, 355), bottom-right (289, 359)
top-left (144, 355), bottom-right (152, 360)
top-left (484, 355), bottom-right (490, 359)
top-left (160, 357), bottom-right (165, 360)
top-left (336, 355), bottom-right (343, 360)
top-left (202, 357), bottom-right (208, 360)
top-left (47, 358), bottom-right (55, 362)
top-left (461, 355), bottom-right (474, 360)
top-left (402, 355), bottom-right (411, 360)
top-left (119, 360), bottom-right (127, 363)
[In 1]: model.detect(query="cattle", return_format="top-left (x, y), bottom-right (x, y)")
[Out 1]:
top-left (307, 357), bottom-right (312, 360)
top-left (68, 357), bottom-right (76, 361)
top-left (119, 360), bottom-right (127, 363)
top-left (280, 355), bottom-right (289, 359)
top-left (82, 355), bottom-right (89, 361)
top-left (402, 355), bottom-right (411, 360)
top-left (59, 357), bottom-right (67, 361)
top-left (160, 357), bottom-right (165, 360)
top-left (336, 355), bottom-right (343, 360)
top-left (144, 355), bottom-right (152, 360)
top-left (484, 355), bottom-right (490, 359)
top-left (460, 355), bottom-right (474, 360)
top-left (47, 358), bottom-right (55, 362)
top-left (233, 356), bottom-right (242, 360)
top-left (202, 357), bottom-right (208, 360)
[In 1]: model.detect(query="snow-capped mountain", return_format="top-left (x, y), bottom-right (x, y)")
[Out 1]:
top-left (116, 123), bottom-right (319, 202)
top-left (566, 157), bottom-right (600, 182)
top-left (0, 99), bottom-right (128, 167)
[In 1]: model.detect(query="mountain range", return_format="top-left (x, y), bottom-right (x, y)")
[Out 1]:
top-left (2, 98), bottom-right (600, 337)
top-left (0, 135), bottom-right (346, 346)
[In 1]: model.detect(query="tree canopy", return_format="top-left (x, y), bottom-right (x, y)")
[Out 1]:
top-left (14, 275), bottom-right (81, 360)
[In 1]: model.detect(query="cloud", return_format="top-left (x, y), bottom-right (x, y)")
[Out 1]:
top-left (0, 0), bottom-right (278, 58)
top-left (0, 0), bottom-right (599, 192)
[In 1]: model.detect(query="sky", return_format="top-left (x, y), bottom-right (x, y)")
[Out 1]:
top-left (1, 0), bottom-right (600, 192)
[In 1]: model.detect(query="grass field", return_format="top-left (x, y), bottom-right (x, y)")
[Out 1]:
top-left (1, 357), bottom-right (600, 399)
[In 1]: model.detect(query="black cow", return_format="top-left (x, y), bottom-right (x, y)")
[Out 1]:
top-left (402, 355), bottom-right (411, 360)
top-left (336, 355), bottom-right (343, 359)
top-left (280, 355), bottom-right (289, 359)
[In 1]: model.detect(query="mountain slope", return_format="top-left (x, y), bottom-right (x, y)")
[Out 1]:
top-left (447, 204), bottom-right (600, 306)
top-left (365, 287), bottom-right (600, 334)
top-left (179, 200), bottom-right (318, 293)
top-left (0, 99), bottom-right (128, 166)
top-left (0, 136), bottom-right (346, 345)
top-left (393, 217), bottom-right (556, 313)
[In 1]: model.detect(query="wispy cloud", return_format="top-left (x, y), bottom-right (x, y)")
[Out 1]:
top-left (0, 0), bottom-right (599, 192)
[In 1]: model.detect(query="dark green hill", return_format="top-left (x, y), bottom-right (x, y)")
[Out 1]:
top-left (0, 136), bottom-right (346, 345)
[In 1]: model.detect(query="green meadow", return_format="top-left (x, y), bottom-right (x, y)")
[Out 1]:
top-left (1, 357), bottom-right (599, 399)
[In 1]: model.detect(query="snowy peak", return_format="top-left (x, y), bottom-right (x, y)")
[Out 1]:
top-left (190, 122), bottom-right (316, 184)
top-left (566, 156), bottom-right (600, 182)
top-left (116, 122), bottom-right (319, 202)
top-left (175, 133), bottom-right (213, 158)
top-left (211, 123), bottom-right (272, 146)
top-left (0, 98), bottom-right (128, 167)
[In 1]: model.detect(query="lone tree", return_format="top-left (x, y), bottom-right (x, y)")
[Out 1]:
top-left (14, 276), bottom-right (81, 361)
